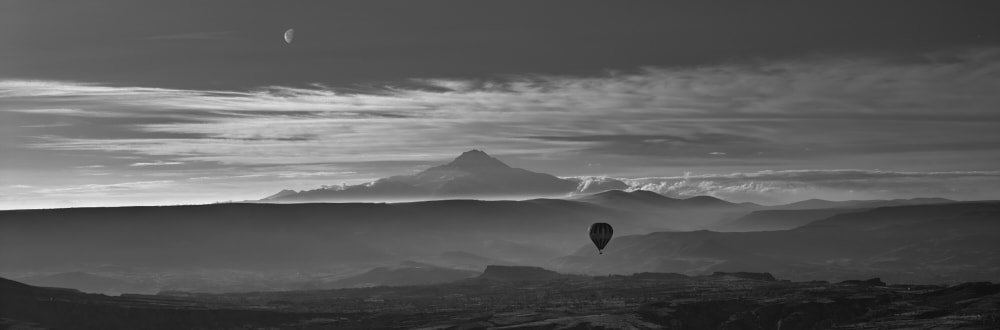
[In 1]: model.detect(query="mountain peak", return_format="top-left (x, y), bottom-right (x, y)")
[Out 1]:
top-left (263, 189), bottom-right (298, 200)
top-left (262, 149), bottom-right (576, 201)
top-left (445, 149), bottom-right (510, 170)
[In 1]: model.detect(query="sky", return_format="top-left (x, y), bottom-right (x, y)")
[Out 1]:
top-left (2, 1), bottom-right (1000, 209)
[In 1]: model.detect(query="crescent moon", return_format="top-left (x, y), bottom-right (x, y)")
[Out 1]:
top-left (284, 29), bottom-right (294, 44)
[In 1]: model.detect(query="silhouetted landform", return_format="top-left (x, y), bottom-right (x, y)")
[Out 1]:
top-left (433, 251), bottom-right (513, 270)
top-left (0, 276), bottom-right (320, 330)
top-left (262, 149), bottom-right (958, 210)
top-left (555, 202), bottom-right (1000, 284)
top-left (717, 198), bottom-right (960, 232)
top-left (13, 271), bottom-right (155, 296)
top-left (574, 189), bottom-right (751, 209)
top-left (316, 261), bottom-right (478, 289)
top-left (477, 265), bottom-right (567, 282)
top-left (715, 208), bottom-right (863, 231)
top-left (0, 199), bottom-right (645, 294)
top-left (264, 150), bottom-right (579, 202)
top-left (769, 197), bottom-right (956, 210)
top-left (839, 278), bottom-right (887, 287)
top-left (1, 190), bottom-right (761, 294)
top-left (572, 189), bottom-right (760, 231)
top-left (3, 192), bottom-right (996, 294)
top-left (0, 199), bottom-right (634, 290)
top-left (3, 270), bottom-right (998, 329)
top-left (711, 271), bottom-right (777, 281)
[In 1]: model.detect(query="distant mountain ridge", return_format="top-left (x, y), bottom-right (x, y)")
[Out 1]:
top-left (1, 192), bottom-right (987, 294)
top-left (712, 197), bottom-right (961, 232)
top-left (554, 201), bottom-right (1000, 283)
top-left (477, 265), bottom-right (567, 282)
top-left (318, 261), bottom-right (478, 289)
top-left (264, 150), bottom-right (578, 202)
top-left (262, 150), bottom-right (964, 207)
top-left (715, 208), bottom-right (863, 232)
top-left (572, 189), bottom-right (761, 231)
top-left (769, 197), bottom-right (955, 210)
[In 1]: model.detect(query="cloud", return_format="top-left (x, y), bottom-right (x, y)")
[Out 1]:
top-left (564, 169), bottom-right (1000, 205)
top-left (130, 161), bottom-right (184, 167)
top-left (0, 80), bottom-right (195, 99)
top-left (567, 176), bottom-right (630, 194)
top-left (3, 47), bottom-right (1000, 208)
top-left (630, 169), bottom-right (1000, 182)
top-left (19, 123), bottom-right (74, 128)
top-left (608, 170), bottom-right (1000, 204)
top-left (34, 180), bottom-right (175, 194)
top-left (3, 47), bottom-right (997, 170)
top-left (7, 108), bottom-right (86, 115)
top-left (4, 108), bottom-right (126, 118)
top-left (188, 174), bottom-right (269, 181)
top-left (275, 171), bottom-right (356, 178)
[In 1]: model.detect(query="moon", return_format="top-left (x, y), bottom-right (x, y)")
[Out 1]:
top-left (284, 29), bottom-right (294, 44)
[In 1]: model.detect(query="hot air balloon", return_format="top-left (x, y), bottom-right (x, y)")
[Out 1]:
top-left (588, 222), bottom-right (613, 254)
top-left (284, 29), bottom-right (295, 44)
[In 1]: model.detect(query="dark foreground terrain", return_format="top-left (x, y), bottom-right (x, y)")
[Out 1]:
top-left (2, 266), bottom-right (998, 330)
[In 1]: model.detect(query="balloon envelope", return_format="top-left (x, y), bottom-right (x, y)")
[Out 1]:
top-left (588, 222), bottom-right (613, 254)
top-left (284, 29), bottom-right (294, 44)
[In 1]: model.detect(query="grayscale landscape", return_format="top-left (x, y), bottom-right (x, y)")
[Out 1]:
top-left (2, 1), bottom-right (999, 329)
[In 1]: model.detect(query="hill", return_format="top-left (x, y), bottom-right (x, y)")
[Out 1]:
top-left (573, 190), bottom-right (759, 230)
top-left (318, 262), bottom-right (478, 288)
top-left (714, 208), bottom-right (864, 231)
top-left (553, 202), bottom-right (1000, 283)
top-left (1, 189), bottom-right (981, 294)
top-left (770, 197), bottom-right (955, 210)
top-left (0, 198), bottom-right (653, 294)
top-left (477, 265), bottom-right (566, 282)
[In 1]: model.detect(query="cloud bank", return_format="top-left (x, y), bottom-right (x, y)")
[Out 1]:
top-left (571, 169), bottom-right (1000, 205)
top-left (2, 48), bottom-right (1000, 208)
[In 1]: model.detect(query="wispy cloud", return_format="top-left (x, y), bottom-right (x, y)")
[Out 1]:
top-left (274, 171), bottom-right (356, 178)
top-left (569, 170), bottom-right (1000, 205)
top-left (0, 80), bottom-right (196, 98)
top-left (34, 180), bottom-right (175, 194)
top-left (630, 169), bottom-right (1000, 182)
top-left (2, 47), bottom-right (1000, 208)
top-left (4, 48), bottom-right (998, 167)
top-left (130, 161), bottom-right (184, 167)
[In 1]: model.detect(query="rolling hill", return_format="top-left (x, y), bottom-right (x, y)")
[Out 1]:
top-left (0, 197), bottom-right (653, 293)
top-left (1, 182), bottom-right (982, 294)
top-left (553, 202), bottom-right (1000, 283)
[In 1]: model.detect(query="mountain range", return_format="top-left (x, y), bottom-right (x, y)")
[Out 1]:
top-left (767, 197), bottom-right (956, 210)
top-left (3, 190), bottom-right (995, 294)
top-left (553, 201), bottom-right (1000, 283)
top-left (2, 149), bottom-right (994, 294)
